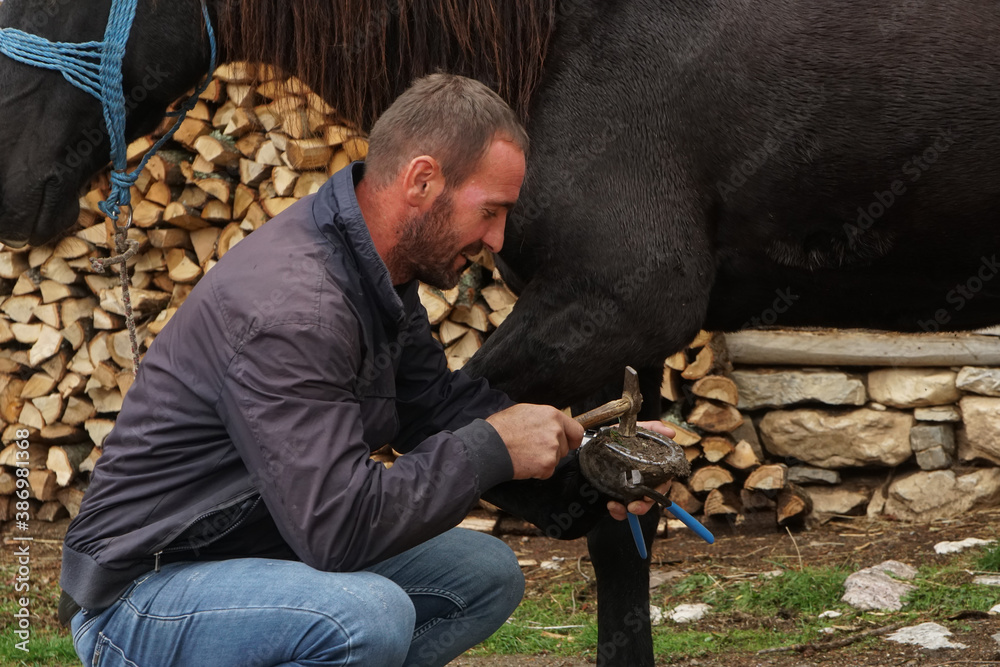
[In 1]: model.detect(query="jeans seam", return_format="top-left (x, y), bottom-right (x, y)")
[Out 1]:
top-left (121, 598), bottom-right (353, 658)
top-left (412, 616), bottom-right (445, 641)
top-left (96, 632), bottom-right (141, 667)
top-left (73, 613), bottom-right (101, 645)
top-left (88, 604), bottom-right (353, 663)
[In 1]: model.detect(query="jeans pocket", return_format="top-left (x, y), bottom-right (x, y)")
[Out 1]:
top-left (93, 632), bottom-right (140, 667)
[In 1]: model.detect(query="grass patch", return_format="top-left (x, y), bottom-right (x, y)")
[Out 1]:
top-left (0, 564), bottom-right (76, 667)
top-left (661, 567), bottom-right (850, 617)
top-left (974, 540), bottom-right (1000, 572)
top-left (477, 547), bottom-right (1000, 662)
top-left (475, 567), bottom-right (857, 661)
top-left (903, 560), bottom-right (1000, 614)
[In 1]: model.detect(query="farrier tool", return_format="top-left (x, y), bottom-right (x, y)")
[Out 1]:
top-left (576, 367), bottom-right (714, 557)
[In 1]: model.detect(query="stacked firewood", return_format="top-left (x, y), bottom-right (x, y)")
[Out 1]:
top-left (0, 63), bottom-right (809, 530)
top-left (656, 333), bottom-right (812, 529)
top-left (418, 262), bottom-right (518, 370)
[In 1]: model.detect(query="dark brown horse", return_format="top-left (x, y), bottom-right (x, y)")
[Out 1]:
top-left (4, 1), bottom-right (1000, 665)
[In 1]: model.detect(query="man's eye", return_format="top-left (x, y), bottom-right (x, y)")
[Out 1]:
top-left (483, 209), bottom-right (497, 218)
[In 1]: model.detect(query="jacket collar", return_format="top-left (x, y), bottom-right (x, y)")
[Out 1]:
top-left (320, 161), bottom-right (412, 329)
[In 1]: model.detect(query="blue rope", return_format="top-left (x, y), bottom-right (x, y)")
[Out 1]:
top-left (0, 0), bottom-right (218, 222)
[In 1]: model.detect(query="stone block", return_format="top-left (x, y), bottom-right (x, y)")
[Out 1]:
top-left (732, 369), bottom-right (866, 410)
top-left (787, 465), bottom-right (841, 485)
top-left (909, 423), bottom-right (955, 453)
top-left (915, 446), bottom-right (952, 470)
top-left (914, 406), bottom-right (961, 422)
top-left (867, 368), bottom-right (960, 408)
top-left (805, 486), bottom-right (870, 515)
top-left (760, 408), bottom-right (912, 468)
top-left (956, 366), bottom-right (1000, 397)
top-left (882, 468), bottom-right (1000, 521)
top-left (958, 396), bottom-right (1000, 465)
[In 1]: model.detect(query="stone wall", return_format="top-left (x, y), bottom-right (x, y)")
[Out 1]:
top-left (724, 331), bottom-right (1000, 523)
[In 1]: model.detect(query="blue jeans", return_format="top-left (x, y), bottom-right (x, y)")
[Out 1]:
top-left (70, 528), bottom-right (524, 666)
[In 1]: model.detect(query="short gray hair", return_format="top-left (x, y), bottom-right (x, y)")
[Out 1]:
top-left (364, 73), bottom-right (529, 189)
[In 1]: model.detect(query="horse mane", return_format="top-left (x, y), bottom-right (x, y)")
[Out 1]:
top-left (219, 0), bottom-right (558, 130)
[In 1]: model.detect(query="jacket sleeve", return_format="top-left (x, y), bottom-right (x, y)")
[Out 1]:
top-left (216, 320), bottom-right (491, 573)
top-left (392, 301), bottom-right (516, 490)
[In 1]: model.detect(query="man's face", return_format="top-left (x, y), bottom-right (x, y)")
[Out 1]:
top-left (396, 138), bottom-right (526, 289)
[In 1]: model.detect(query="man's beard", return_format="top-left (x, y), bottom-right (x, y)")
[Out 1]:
top-left (392, 192), bottom-right (483, 289)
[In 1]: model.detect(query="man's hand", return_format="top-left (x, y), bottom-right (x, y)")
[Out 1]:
top-left (607, 420), bottom-right (676, 521)
top-left (486, 404), bottom-right (584, 480)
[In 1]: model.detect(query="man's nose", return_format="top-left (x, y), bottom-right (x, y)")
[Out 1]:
top-left (483, 217), bottom-right (505, 253)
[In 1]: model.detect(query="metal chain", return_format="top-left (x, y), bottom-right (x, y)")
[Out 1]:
top-left (89, 211), bottom-right (140, 377)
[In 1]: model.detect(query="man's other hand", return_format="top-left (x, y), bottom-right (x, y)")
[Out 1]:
top-left (486, 404), bottom-right (584, 479)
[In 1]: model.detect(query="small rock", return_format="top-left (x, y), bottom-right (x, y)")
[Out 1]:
top-left (867, 484), bottom-right (888, 517)
top-left (993, 631), bottom-right (1000, 647)
top-left (760, 569), bottom-right (784, 579)
top-left (991, 604), bottom-right (1000, 615)
top-left (649, 569), bottom-right (684, 590)
top-left (868, 368), bottom-right (960, 408)
top-left (914, 405), bottom-right (962, 422)
top-left (788, 466), bottom-right (841, 485)
top-left (539, 560), bottom-right (561, 571)
top-left (819, 627), bottom-right (835, 634)
top-left (869, 402), bottom-right (888, 411)
top-left (915, 446), bottom-right (953, 471)
top-left (669, 603), bottom-right (711, 624)
top-left (842, 561), bottom-right (917, 611)
top-left (973, 575), bottom-right (1000, 586)
top-left (933, 537), bottom-right (995, 555)
top-left (884, 622), bottom-right (968, 650)
top-left (649, 604), bottom-right (664, 626)
top-left (956, 366), bottom-right (1000, 397)
top-left (910, 424), bottom-right (955, 453)
top-left (818, 610), bottom-right (842, 619)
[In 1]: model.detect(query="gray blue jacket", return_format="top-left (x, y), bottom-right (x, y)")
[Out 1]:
top-left (61, 162), bottom-right (515, 611)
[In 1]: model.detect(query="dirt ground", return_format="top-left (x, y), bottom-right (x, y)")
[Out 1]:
top-left (5, 509), bottom-right (1000, 666)
top-left (460, 508), bottom-right (1000, 666)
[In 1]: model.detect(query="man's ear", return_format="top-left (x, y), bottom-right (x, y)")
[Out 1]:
top-left (401, 155), bottom-right (446, 211)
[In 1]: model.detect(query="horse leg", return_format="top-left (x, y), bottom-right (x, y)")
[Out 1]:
top-left (482, 453), bottom-right (607, 541)
top-left (586, 363), bottom-right (667, 667)
top-left (587, 508), bottom-right (659, 667)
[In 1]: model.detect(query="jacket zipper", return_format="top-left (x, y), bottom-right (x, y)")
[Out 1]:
top-left (151, 489), bottom-right (260, 568)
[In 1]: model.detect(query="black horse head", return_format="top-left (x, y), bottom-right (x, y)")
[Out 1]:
top-left (0, 0), bottom-right (215, 246)
top-left (0, 0), bottom-right (556, 247)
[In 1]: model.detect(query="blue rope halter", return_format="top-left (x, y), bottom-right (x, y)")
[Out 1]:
top-left (0, 0), bottom-right (218, 222)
